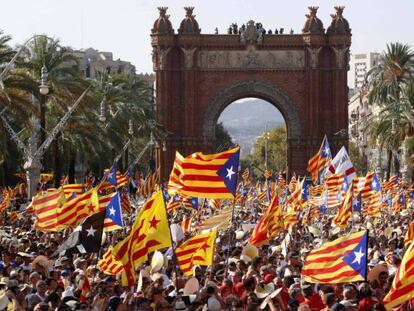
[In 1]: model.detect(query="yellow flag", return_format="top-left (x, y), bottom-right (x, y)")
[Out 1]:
top-left (112, 190), bottom-right (171, 286)
top-left (175, 230), bottom-right (217, 276)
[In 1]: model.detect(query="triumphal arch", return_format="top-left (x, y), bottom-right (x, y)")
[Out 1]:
top-left (151, 6), bottom-right (351, 179)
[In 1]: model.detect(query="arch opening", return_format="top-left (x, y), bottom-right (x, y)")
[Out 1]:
top-left (217, 98), bottom-right (288, 175)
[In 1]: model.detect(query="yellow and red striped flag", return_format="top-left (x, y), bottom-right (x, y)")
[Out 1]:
top-left (249, 195), bottom-right (282, 246)
top-left (167, 151), bottom-right (185, 193)
top-left (242, 167), bottom-right (250, 183)
top-left (179, 216), bottom-right (192, 234)
top-left (302, 230), bottom-right (368, 284)
top-left (62, 184), bottom-right (84, 198)
top-left (98, 246), bottom-right (124, 275)
top-left (56, 189), bottom-right (100, 228)
top-left (0, 191), bottom-right (10, 213)
top-left (404, 221), bottom-right (414, 247)
top-left (198, 208), bottom-right (233, 231)
top-left (170, 147), bottom-right (240, 199)
top-left (392, 191), bottom-right (406, 213)
top-left (333, 185), bottom-right (353, 228)
top-left (383, 241), bottom-right (414, 310)
top-left (8, 211), bottom-right (20, 224)
top-left (325, 173), bottom-right (345, 208)
top-left (116, 171), bottom-right (129, 188)
top-left (284, 209), bottom-right (297, 230)
top-left (79, 270), bottom-right (90, 303)
top-left (112, 190), bottom-right (171, 286)
top-left (289, 174), bottom-right (297, 193)
top-left (307, 136), bottom-right (332, 183)
top-left (175, 230), bottom-right (217, 276)
top-left (140, 171), bottom-right (159, 199)
top-left (33, 188), bottom-right (67, 232)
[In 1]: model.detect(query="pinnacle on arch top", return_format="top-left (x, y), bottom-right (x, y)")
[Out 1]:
top-left (327, 6), bottom-right (350, 35)
top-left (184, 6), bottom-right (195, 17)
top-left (158, 7), bottom-right (168, 17)
top-left (308, 6), bottom-right (319, 16)
top-left (334, 6), bottom-right (345, 17)
top-left (152, 7), bottom-right (174, 34)
top-left (302, 6), bottom-right (324, 34)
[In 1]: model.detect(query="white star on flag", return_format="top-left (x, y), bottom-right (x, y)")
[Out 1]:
top-left (351, 247), bottom-right (365, 265)
top-left (372, 180), bottom-right (377, 190)
top-left (109, 207), bottom-right (116, 216)
top-left (226, 166), bottom-right (235, 180)
top-left (86, 226), bottom-right (97, 237)
top-left (324, 146), bottom-right (330, 156)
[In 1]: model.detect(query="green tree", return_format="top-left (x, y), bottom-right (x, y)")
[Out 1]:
top-left (366, 42), bottom-right (414, 178)
top-left (251, 125), bottom-right (287, 178)
top-left (214, 122), bottom-right (233, 151)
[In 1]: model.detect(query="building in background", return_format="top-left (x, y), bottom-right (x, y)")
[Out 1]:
top-left (70, 48), bottom-right (136, 78)
top-left (348, 52), bottom-right (380, 90)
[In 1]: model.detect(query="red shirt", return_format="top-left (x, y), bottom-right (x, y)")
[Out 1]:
top-left (300, 293), bottom-right (326, 311)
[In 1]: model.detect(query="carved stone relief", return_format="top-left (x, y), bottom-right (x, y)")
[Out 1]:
top-left (156, 47), bottom-right (171, 70)
top-left (332, 46), bottom-right (348, 68)
top-left (198, 47), bottom-right (305, 70)
top-left (306, 47), bottom-right (322, 68)
top-left (180, 47), bottom-right (197, 69)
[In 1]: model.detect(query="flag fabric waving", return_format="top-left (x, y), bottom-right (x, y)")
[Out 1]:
top-left (383, 241), bottom-right (414, 310)
top-left (175, 230), bottom-right (217, 276)
top-left (302, 230), bottom-right (368, 284)
top-left (333, 185), bottom-right (353, 228)
top-left (307, 136), bottom-right (332, 183)
top-left (170, 147), bottom-right (240, 199)
top-left (405, 221), bottom-right (414, 247)
top-left (56, 210), bottom-right (105, 256)
top-left (33, 188), bottom-right (67, 232)
top-left (98, 246), bottom-right (124, 276)
top-left (327, 146), bottom-right (356, 183)
top-left (104, 192), bottom-right (124, 232)
top-left (80, 270), bottom-right (91, 303)
top-left (112, 190), bottom-right (171, 286)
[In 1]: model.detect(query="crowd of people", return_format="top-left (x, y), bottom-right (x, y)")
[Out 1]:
top-left (0, 170), bottom-right (413, 311)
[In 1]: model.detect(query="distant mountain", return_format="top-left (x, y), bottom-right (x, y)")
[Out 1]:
top-left (218, 99), bottom-right (285, 155)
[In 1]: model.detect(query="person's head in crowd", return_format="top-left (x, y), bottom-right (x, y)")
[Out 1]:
top-left (45, 292), bottom-right (60, 310)
top-left (36, 280), bottom-right (48, 297)
top-left (29, 272), bottom-right (40, 288)
top-left (378, 271), bottom-right (388, 287)
top-left (33, 302), bottom-right (51, 311)
top-left (323, 293), bottom-right (337, 309)
top-left (232, 270), bottom-right (243, 285)
top-left (242, 277), bottom-right (257, 294)
top-left (342, 284), bottom-right (357, 302)
top-left (154, 299), bottom-right (173, 311)
top-left (331, 303), bottom-right (346, 311)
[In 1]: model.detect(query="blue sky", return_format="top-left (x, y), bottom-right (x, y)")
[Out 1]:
top-left (3, 0), bottom-right (414, 73)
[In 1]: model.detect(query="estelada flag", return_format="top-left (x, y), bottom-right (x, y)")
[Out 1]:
top-left (383, 241), bottom-right (414, 310)
top-left (175, 230), bottom-right (217, 276)
top-left (302, 230), bottom-right (368, 284)
top-left (112, 190), bottom-right (171, 286)
top-left (169, 146), bottom-right (240, 199)
top-left (307, 136), bottom-right (332, 183)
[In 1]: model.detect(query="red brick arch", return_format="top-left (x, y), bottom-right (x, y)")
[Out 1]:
top-left (151, 7), bottom-right (351, 179)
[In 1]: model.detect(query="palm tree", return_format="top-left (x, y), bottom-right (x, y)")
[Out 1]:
top-left (15, 36), bottom-right (86, 173)
top-left (366, 43), bottom-right (414, 178)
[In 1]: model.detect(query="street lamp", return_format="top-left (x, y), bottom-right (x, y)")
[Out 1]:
top-left (39, 66), bottom-right (49, 95)
top-left (262, 128), bottom-right (271, 169)
top-left (128, 119), bottom-right (134, 135)
top-left (99, 100), bottom-right (106, 122)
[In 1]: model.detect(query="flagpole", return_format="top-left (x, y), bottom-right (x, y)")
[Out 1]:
top-left (162, 189), bottom-right (179, 287)
top-left (224, 197), bottom-right (237, 278)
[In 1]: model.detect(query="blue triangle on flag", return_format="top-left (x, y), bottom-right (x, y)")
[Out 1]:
top-left (216, 149), bottom-right (240, 196)
top-left (189, 197), bottom-right (199, 210)
top-left (343, 231), bottom-right (367, 278)
top-left (105, 192), bottom-right (123, 227)
top-left (107, 165), bottom-right (117, 186)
